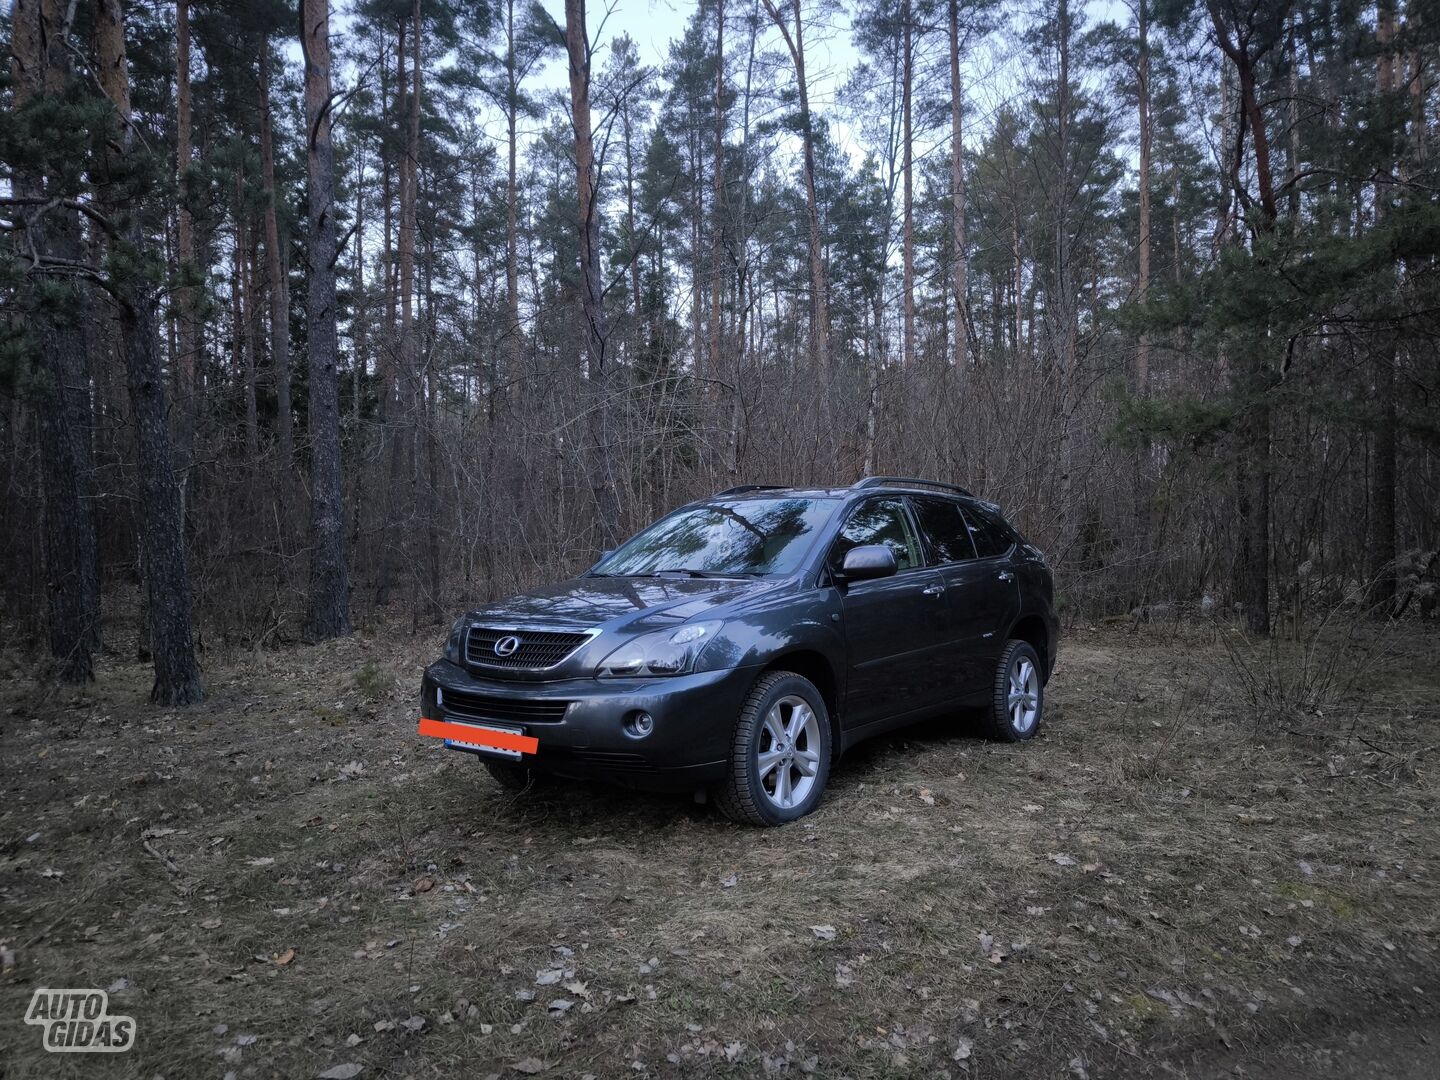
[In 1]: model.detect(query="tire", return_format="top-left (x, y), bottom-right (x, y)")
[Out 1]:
top-left (983, 639), bottom-right (1045, 742)
top-left (716, 671), bottom-right (832, 826)
top-left (483, 758), bottom-right (546, 792)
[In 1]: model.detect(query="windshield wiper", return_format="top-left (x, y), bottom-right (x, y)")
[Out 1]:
top-left (603, 568), bottom-right (760, 579)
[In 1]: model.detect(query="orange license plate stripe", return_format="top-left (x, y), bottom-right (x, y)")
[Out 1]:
top-left (418, 718), bottom-right (539, 755)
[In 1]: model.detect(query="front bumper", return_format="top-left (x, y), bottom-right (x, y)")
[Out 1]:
top-left (420, 659), bottom-right (754, 790)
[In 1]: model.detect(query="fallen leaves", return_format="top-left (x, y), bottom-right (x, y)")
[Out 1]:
top-left (809, 925), bottom-right (837, 941)
top-left (272, 948), bottom-right (296, 967)
top-left (317, 1065), bottom-right (363, 1079)
top-left (510, 1058), bottom-right (547, 1074)
top-left (977, 931), bottom-right (1008, 965)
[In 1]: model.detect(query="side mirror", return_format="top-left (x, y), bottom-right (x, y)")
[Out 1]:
top-left (839, 544), bottom-right (898, 582)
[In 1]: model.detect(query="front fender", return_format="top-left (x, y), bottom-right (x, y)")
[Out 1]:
top-left (698, 587), bottom-right (845, 683)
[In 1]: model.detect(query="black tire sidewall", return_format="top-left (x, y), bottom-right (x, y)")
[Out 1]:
top-left (740, 675), bottom-right (832, 825)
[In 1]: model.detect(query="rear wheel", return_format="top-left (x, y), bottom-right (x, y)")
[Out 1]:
top-left (983, 640), bottom-right (1044, 742)
top-left (716, 672), bottom-right (832, 826)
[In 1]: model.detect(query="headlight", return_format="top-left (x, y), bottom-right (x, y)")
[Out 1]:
top-left (443, 617), bottom-right (467, 663)
top-left (596, 621), bottom-right (723, 678)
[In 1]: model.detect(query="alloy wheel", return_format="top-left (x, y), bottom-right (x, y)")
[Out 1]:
top-left (1008, 655), bottom-right (1040, 734)
top-left (756, 694), bottom-right (821, 810)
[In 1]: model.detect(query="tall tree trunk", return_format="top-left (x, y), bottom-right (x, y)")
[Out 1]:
top-left (235, 176), bottom-right (260, 461)
top-left (400, 0), bottom-right (420, 404)
top-left (259, 36), bottom-right (294, 474)
top-left (1371, 0), bottom-right (1397, 610)
top-left (1052, 0), bottom-right (1077, 548)
top-left (353, 146), bottom-right (368, 425)
top-left (708, 0), bottom-right (727, 408)
top-left (564, 0), bottom-right (621, 541)
top-left (1135, 0), bottom-right (1151, 398)
top-left (1012, 206), bottom-right (1022, 358)
top-left (11, 0), bottom-right (100, 683)
top-left (1207, 0), bottom-right (1282, 636)
top-left (504, 0), bottom-right (523, 392)
top-left (1133, 0), bottom-right (1153, 595)
top-left (301, 0), bottom-right (353, 640)
top-left (947, 0), bottom-right (967, 371)
top-left (621, 76), bottom-right (641, 356)
top-left (762, 0), bottom-right (831, 388)
top-left (380, 12), bottom-right (420, 608)
top-left (901, 0), bottom-right (915, 368)
top-left (96, 0), bottom-right (203, 702)
top-left (690, 134), bottom-right (704, 382)
top-left (379, 29), bottom-right (398, 420)
top-left (174, 0), bottom-right (196, 459)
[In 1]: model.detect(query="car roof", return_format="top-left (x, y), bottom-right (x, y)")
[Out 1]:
top-left (695, 481), bottom-right (1002, 512)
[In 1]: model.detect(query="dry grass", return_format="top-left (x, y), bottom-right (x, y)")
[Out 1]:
top-left (1, 622), bottom-right (1437, 1078)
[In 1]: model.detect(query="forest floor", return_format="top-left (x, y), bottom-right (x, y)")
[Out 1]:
top-left (1, 619), bottom-right (1437, 1079)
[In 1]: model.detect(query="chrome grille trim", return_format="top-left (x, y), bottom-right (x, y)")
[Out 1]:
top-left (463, 625), bottom-right (597, 671)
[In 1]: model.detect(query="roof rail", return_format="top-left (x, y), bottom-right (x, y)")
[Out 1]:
top-left (852, 475), bottom-right (975, 498)
top-left (713, 484), bottom-right (790, 497)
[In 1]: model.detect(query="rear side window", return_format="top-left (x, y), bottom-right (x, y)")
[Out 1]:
top-left (961, 503), bottom-right (1015, 558)
top-left (911, 496), bottom-right (977, 564)
top-left (830, 498), bottom-right (920, 571)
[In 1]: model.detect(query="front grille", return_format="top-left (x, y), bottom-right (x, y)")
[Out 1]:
top-left (464, 626), bottom-right (591, 670)
top-left (441, 688), bottom-right (572, 725)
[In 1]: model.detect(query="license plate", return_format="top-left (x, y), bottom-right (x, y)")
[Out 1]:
top-left (419, 716), bottom-right (539, 756)
top-left (445, 723), bottom-right (524, 759)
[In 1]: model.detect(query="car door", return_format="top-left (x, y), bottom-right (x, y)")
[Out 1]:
top-left (951, 501), bottom-right (1022, 690)
top-left (907, 495), bottom-right (995, 695)
top-left (829, 497), bottom-right (953, 729)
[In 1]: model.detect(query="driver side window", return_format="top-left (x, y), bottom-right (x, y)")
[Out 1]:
top-left (830, 498), bottom-right (919, 572)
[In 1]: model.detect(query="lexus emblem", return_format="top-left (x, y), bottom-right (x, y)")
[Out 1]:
top-left (493, 635), bottom-right (522, 657)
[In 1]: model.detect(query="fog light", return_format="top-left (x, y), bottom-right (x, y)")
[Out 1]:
top-left (624, 711), bottom-right (655, 739)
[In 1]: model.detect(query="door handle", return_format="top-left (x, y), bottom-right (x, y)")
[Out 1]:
top-left (997, 571), bottom-right (1014, 582)
top-left (921, 584), bottom-right (945, 596)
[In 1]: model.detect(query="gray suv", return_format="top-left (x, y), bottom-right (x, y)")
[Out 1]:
top-left (420, 477), bottom-right (1058, 825)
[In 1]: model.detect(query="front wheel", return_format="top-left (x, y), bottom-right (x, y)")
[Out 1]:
top-left (716, 672), bottom-right (832, 826)
top-left (983, 640), bottom-right (1045, 742)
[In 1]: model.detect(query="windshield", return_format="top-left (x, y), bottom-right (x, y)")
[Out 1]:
top-left (593, 497), bottom-right (838, 578)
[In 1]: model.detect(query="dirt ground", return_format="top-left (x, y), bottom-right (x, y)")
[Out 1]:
top-left (1, 620), bottom-right (1437, 1079)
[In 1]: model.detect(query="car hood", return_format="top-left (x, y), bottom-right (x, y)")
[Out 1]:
top-left (464, 575), bottom-right (780, 634)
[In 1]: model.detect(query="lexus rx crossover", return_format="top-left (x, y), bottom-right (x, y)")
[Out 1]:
top-left (419, 477), bottom-right (1059, 825)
